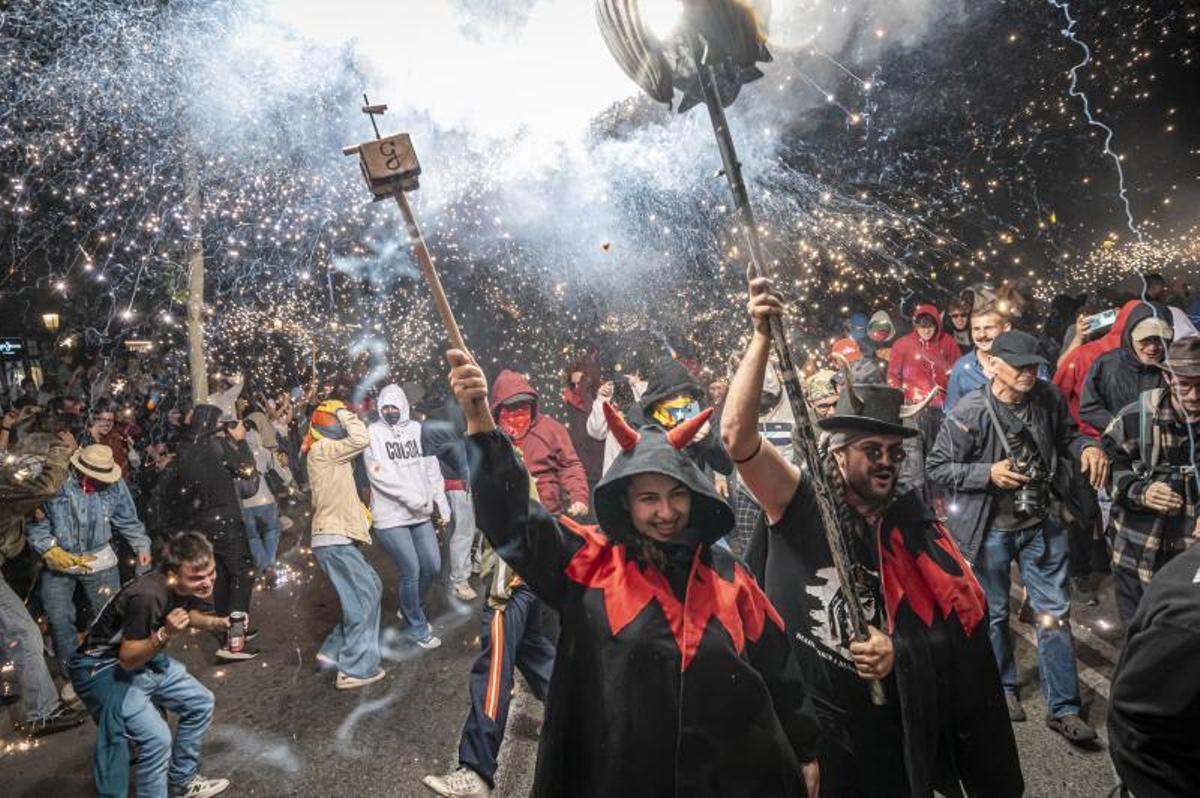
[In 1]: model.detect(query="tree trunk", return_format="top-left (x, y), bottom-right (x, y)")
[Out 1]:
top-left (184, 152), bottom-right (208, 405)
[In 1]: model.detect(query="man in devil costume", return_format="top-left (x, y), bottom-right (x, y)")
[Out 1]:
top-left (721, 277), bottom-right (1022, 797)
top-left (443, 348), bottom-right (822, 797)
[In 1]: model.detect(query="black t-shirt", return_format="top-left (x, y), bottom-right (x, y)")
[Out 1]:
top-left (79, 572), bottom-right (212, 660)
top-left (760, 476), bottom-right (906, 791)
top-left (989, 398), bottom-right (1045, 532)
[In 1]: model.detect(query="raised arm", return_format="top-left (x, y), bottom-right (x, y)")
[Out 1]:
top-left (719, 277), bottom-right (801, 525)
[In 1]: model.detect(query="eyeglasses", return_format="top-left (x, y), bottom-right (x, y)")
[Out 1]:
top-left (850, 442), bottom-right (907, 464)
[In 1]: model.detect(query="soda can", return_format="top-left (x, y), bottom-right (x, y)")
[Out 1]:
top-left (228, 611), bottom-right (247, 653)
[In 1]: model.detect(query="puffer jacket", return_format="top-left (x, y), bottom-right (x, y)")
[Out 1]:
top-left (1079, 302), bottom-right (1171, 436)
top-left (886, 304), bottom-right (960, 407)
top-left (364, 384), bottom-right (448, 529)
top-left (25, 474), bottom-right (151, 558)
top-left (307, 410), bottom-right (372, 543)
top-left (490, 370), bottom-right (588, 515)
top-left (1053, 299), bottom-right (1141, 437)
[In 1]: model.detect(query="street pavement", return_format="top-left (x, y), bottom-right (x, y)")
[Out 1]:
top-left (3, 511), bottom-right (1126, 797)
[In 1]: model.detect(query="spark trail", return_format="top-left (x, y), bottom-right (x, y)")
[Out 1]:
top-left (1045, 0), bottom-right (1143, 243)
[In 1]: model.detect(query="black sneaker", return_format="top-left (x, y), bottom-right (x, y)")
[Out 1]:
top-left (215, 646), bottom-right (260, 662)
top-left (15, 702), bottom-right (88, 737)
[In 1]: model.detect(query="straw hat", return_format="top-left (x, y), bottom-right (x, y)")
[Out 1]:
top-left (69, 444), bottom-right (122, 483)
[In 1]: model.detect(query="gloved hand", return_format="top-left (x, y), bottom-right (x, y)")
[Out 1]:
top-left (43, 545), bottom-right (96, 573)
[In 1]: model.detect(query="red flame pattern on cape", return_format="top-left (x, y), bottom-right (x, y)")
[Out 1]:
top-left (560, 517), bottom-right (783, 670)
top-left (879, 522), bottom-right (986, 635)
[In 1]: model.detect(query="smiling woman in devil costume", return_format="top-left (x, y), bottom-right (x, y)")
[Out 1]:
top-left (443, 349), bottom-right (822, 798)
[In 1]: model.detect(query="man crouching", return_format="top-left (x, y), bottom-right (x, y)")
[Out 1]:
top-left (69, 531), bottom-right (231, 798)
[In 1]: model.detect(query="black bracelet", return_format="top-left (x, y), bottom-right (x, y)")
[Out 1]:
top-left (732, 437), bottom-right (763, 464)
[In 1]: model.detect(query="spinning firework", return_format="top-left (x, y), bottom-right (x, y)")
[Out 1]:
top-left (595, 0), bottom-right (886, 705)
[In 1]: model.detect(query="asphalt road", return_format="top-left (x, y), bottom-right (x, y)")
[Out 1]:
top-left (3, 510), bottom-right (1126, 797)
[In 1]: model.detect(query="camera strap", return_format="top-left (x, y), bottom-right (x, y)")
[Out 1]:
top-left (983, 389), bottom-right (1049, 476)
top-left (983, 389), bottom-right (1021, 465)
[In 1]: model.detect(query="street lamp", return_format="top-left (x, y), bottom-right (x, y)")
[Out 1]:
top-left (595, 0), bottom-right (888, 706)
top-left (41, 312), bottom-right (60, 333)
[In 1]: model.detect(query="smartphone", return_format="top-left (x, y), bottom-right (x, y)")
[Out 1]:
top-left (1082, 309), bottom-right (1117, 335)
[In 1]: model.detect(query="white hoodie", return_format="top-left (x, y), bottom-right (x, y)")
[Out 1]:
top-left (365, 384), bottom-right (449, 529)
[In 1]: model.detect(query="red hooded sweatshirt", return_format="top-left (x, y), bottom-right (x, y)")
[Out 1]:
top-left (490, 369), bottom-right (589, 515)
top-left (1053, 299), bottom-right (1140, 437)
top-left (887, 304), bottom-right (961, 406)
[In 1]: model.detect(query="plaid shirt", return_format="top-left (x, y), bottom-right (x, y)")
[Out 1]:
top-left (1101, 388), bottom-right (1199, 584)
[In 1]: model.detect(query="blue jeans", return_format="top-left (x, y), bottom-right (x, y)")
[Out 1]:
top-left (242, 503), bottom-right (281, 571)
top-left (0, 575), bottom-right (60, 721)
top-left (376, 522), bottom-right (441, 640)
top-left (40, 565), bottom-right (120, 665)
top-left (121, 657), bottom-right (214, 798)
top-left (312, 544), bottom-right (383, 678)
top-left (975, 522), bottom-right (1082, 717)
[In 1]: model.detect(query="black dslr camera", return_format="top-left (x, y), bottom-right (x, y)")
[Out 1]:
top-left (1012, 458), bottom-right (1049, 520)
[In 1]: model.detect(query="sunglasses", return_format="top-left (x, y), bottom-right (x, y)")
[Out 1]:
top-left (949, 312), bottom-right (968, 319)
top-left (850, 443), bottom-right (907, 464)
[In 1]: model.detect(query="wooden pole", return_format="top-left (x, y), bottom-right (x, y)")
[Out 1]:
top-left (184, 149), bottom-right (208, 405)
top-left (393, 191), bottom-right (467, 353)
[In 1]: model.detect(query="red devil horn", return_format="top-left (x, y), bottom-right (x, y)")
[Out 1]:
top-left (603, 401), bottom-right (641, 452)
top-left (667, 406), bottom-right (714, 450)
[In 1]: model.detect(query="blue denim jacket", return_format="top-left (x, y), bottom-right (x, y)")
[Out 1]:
top-left (26, 476), bottom-right (150, 557)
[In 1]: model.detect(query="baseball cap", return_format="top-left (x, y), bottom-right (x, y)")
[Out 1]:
top-left (989, 330), bottom-right (1049, 369)
top-left (1130, 317), bottom-right (1173, 343)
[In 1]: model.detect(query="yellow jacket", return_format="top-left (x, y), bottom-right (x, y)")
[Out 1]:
top-left (307, 410), bottom-right (372, 543)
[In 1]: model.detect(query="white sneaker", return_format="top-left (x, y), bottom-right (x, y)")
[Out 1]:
top-left (415, 634), bottom-right (442, 650)
top-left (172, 775), bottom-right (230, 798)
top-left (452, 581), bottom-right (478, 601)
top-left (423, 766), bottom-right (491, 797)
top-left (335, 670), bottom-right (386, 690)
top-left (60, 681), bottom-right (80, 706)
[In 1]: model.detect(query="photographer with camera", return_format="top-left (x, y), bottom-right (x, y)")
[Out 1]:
top-left (929, 330), bottom-right (1109, 743)
top-left (1101, 336), bottom-right (1200, 623)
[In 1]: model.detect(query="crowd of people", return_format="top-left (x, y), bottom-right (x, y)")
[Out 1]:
top-left (1, 270), bottom-right (1198, 797)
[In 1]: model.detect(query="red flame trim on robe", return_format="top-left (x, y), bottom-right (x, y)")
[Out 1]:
top-left (879, 522), bottom-right (986, 636)
top-left (560, 517), bottom-right (783, 671)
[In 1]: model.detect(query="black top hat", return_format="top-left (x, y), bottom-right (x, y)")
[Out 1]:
top-left (817, 383), bottom-right (918, 438)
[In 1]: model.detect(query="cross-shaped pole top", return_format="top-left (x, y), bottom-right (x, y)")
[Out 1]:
top-left (361, 93), bottom-right (387, 140)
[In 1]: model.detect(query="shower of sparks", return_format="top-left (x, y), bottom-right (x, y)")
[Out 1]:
top-left (0, 1), bottom-right (1195, 402)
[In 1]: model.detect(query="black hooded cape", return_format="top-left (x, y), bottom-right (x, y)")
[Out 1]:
top-left (748, 477), bottom-right (1023, 797)
top-left (467, 424), bottom-right (821, 797)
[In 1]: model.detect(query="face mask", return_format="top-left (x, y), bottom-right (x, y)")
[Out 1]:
top-left (382, 410), bottom-right (402, 426)
top-left (498, 404), bottom-right (533, 441)
top-left (651, 396), bottom-right (700, 429)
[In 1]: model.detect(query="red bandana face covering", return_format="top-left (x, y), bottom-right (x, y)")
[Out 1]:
top-left (498, 404), bottom-right (533, 442)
